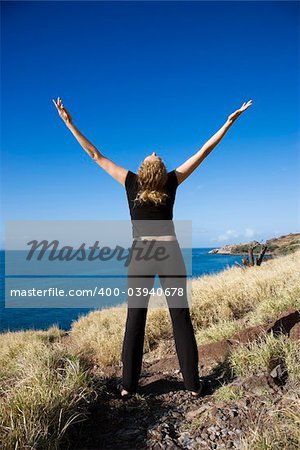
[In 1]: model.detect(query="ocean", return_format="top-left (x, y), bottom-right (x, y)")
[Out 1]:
top-left (0, 249), bottom-right (245, 332)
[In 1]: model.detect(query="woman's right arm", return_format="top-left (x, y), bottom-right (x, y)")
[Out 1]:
top-left (52, 97), bottom-right (128, 186)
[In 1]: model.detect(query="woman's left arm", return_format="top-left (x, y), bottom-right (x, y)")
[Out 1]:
top-left (175, 100), bottom-right (253, 185)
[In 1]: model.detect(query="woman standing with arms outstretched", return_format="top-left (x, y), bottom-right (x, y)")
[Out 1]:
top-left (53, 97), bottom-right (253, 398)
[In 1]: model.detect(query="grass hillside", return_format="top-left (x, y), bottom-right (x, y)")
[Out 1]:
top-left (0, 249), bottom-right (299, 449)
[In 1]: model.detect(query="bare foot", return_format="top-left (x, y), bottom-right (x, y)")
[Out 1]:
top-left (191, 390), bottom-right (201, 396)
top-left (190, 382), bottom-right (204, 397)
top-left (121, 388), bottom-right (129, 396)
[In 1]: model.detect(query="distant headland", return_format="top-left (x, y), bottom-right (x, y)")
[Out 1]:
top-left (209, 232), bottom-right (300, 256)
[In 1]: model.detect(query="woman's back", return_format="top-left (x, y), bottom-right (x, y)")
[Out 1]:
top-left (125, 170), bottom-right (178, 237)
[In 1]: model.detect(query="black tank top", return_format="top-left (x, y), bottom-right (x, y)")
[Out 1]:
top-left (125, 170), bottom-right (178, 238)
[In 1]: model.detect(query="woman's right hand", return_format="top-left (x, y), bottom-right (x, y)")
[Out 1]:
top-left (227, 100), bottom-right (253, 124)
top-left (52, 97), bottom-right (73, 125)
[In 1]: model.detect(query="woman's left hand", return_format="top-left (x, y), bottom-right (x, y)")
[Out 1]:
top-left (228, 100), bottom-right (253, 123)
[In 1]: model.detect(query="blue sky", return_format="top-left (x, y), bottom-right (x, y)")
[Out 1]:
top-left (1, 1), bottom-right (299, 247)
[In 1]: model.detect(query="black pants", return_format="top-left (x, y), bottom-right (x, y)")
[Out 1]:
top-left (121, 239), bottom-right (201, 392)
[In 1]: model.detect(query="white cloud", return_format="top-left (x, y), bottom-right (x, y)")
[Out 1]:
top-left (214, 228), bottom-right (257, 243)
top-left (244, 228), bottom-right (255, 238)
top-left (217, 229), bottom-right (240, 241)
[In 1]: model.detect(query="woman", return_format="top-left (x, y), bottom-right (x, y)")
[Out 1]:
top-left (53, 97), bottom-right (253, 398)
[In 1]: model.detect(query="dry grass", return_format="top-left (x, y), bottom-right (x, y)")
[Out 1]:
top-left (212, 384), bottom-right (244, 402)
top-left (239, 383), bottom-right (300, 449)
top-left (229, 331), bottom-right (300, 382)
top-left (0, 327), bottom-right (98, 450)
top-left (228, 331), bottom-right (300, 449)
top-left (69, 306), bottom-right (128, 367)
top-left (191, 250), bottom-right (300, 329)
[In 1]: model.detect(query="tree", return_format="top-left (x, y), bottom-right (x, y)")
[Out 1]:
top-left (236, 240), bottom-right (269, 268)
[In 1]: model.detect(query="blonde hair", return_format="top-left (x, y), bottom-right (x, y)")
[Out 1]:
top-left (134, 157), bottom-right (168, 206)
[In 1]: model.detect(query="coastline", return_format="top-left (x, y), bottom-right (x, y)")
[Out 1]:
top-left (209, 251), bottom-right (274, 256)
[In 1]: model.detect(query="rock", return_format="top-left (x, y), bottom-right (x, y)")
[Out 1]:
top-left (178, 431), bottom-right (191, 445)
top-left (151, 443), bottom-right (164, 450)
top-left (117, 428), bottom-right (141, 440)
top-left (229, 409), bottom-right (239, 417)
top-left (269, 364), bottom-right (288, 384)
top-left (165, 444), bottom-right (181, 450)
top-left (290, 322), bottom-right (300, 341)
top-left (186, 405), bottom-right (209, 420)
top-left (148, 429), bottom-right (163, 440)
top-left (268, 310), bottom-right (300, 337)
